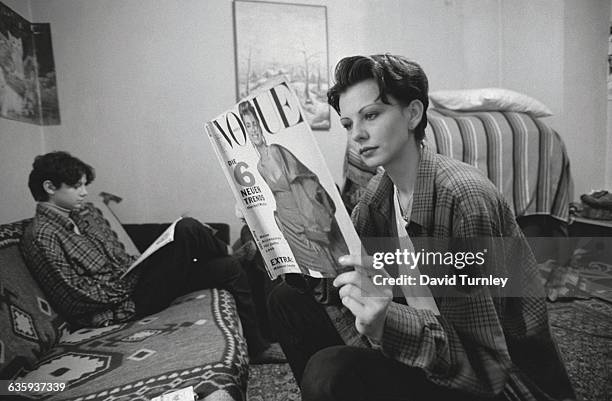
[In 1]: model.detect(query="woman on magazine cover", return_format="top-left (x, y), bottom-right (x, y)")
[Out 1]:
top-left (238, 100), bottom-right (349, 278)
top-left (266, 54), bottom-right (575, 401)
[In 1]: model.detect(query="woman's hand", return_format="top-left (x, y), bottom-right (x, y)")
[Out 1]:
top-left (334, 254), bottom-right (393, 342)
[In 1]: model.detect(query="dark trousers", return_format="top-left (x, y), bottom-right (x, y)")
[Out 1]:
top-left (132, 218), bottom-right (268, 355)
top-left (268, 282), bottom-right (504, 401)
top-left (237, 224), bottom-right (278, 341)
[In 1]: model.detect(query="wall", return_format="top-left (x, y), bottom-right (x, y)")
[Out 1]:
top-left (562, 0), bottom-right (609, 196)
top-left (500, 0), bottom-right (609, 197)
top-left (0, 0), bottom-right (44, 223)
top-left (29, 0), bottom-right (504, 240)
top-left (30, 0), bottom-right (242, 237)
top-left (608, 97), bottom-right (612, 189)
top-left (608, 0), bottom-right (612, 190)
top-left (2, 0), bottom-right (607, 239)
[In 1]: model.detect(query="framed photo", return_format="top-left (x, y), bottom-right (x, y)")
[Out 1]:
top-left (233, 0), bottom-right (330, 130)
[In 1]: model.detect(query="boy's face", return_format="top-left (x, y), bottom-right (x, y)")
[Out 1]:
top-left (48, 174), bottom-right (88, 210)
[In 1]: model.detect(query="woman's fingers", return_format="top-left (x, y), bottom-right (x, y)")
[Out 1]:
top-left (333, 270), bottom-right (362, 288)
top-left (338, 282), bottom-right (364, 302)
top-left (338, 253), bottom-right (391, 278)
top-left (338, 254), bottom-right (363, 268)
top-left (341, 295), bottom-right (366, 316)
top-left (334, 270), bottom-right (391, 300)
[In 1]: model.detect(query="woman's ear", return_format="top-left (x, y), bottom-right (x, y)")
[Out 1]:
top-left (404, 99), bottom-right (424, 130)
top-left (42, 180), bottom-right (56, 196)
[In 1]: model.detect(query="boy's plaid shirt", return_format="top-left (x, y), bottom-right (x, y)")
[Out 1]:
top-left (21, 203), bottom-right (140, 327)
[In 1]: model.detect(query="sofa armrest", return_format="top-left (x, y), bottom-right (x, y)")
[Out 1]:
top-left (123, 222), bottom-right (230, 253)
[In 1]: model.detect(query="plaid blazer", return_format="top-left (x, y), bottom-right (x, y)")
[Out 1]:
top-left (324, 145), bottom-right (574, 400)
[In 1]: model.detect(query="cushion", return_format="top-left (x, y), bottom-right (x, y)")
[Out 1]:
top-left (89, 200), bottom-right (140, 257)
top-left (0, 220), bottom-right (69, 379)
top-left (429, 88), bottom-right (553, 117)
top-left (17, 289), bottom-right (248, 400)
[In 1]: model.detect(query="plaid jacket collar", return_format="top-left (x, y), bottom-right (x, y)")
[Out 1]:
top-left (36, 203), bottom-right (78, 231)
top-left (366, 144), bottom-right (438, 236)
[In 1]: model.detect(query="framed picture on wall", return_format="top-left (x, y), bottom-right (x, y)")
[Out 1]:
top-left (233, 0), bottom-right (330, 130)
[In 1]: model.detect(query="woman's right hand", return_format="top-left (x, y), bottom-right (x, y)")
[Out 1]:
top-left (334, 254), bottom-right (393, 342)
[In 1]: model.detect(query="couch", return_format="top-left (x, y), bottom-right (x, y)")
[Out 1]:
top-left (0, 201), bottom-right (249, 401)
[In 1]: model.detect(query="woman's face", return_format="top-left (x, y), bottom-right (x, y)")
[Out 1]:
top-left (338, 79), bottom-right (416, 170)
top-left (243, 112), bottom-right (264, 146)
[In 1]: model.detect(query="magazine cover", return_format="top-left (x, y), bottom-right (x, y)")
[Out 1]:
top-left (206, 78), bottom-right (361, 279)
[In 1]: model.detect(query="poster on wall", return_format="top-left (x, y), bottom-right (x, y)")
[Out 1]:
top-left (233, 0), bottom-right (330, 130)
top-left (0, 1), bottom-right (60, 125)
top-left (31, 23), bottom-right (60, 125)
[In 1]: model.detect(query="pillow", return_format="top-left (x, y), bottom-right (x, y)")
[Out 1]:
top-left (1, 220), bottom-right (68, 379)
top-left (89, 200), bottom-right (141, 257)
top-left (429, 88), bottom-right (553, 117)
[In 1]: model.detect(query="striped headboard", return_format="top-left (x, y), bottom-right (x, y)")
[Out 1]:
top-left (342, 108), bottom-right (572, 222)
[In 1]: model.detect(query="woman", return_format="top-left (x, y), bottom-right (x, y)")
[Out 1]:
top-left (238, 101), bottom-right (349, 277)
top-left (268, 54), bottom-right (575, 401)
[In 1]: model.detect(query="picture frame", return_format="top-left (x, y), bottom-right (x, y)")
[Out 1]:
top-left (233, 0), bottom-right (330, 130)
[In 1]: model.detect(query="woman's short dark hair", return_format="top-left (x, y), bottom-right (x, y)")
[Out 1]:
top-left (327, 54), bottom-right (429, 141)
top-left (28, 151), bottom-right (95, 201)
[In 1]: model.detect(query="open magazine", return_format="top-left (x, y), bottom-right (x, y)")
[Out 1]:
top-left (205, 78), bottom-right (361, 280)
top-left (120, 217), bottom-right (182, 278)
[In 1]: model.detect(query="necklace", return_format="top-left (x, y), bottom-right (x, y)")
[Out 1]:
top-left (395, 188), bottom-right (414, 222)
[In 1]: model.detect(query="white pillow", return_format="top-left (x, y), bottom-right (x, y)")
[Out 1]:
top-left (429, 88), bottom-right (553, 117)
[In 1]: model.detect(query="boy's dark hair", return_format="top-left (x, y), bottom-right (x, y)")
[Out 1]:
top-left (327, 54), bottom-right (429, 141)
top-left (28, 151), bottom-right (95, 201)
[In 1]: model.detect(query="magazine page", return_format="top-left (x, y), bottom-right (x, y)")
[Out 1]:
top-left (205, 78), bottom-right (361, 280)
top-left (121, 217), bottom-right (182, 278)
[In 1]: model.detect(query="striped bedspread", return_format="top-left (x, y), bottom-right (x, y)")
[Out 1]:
top-left (342, 108), bottom-right (572, 222)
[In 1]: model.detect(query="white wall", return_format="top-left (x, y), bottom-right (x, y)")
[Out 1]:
top-left (562, 0), bottom-right (609, 196)
top-left (1, 0), bottom-right (607, 239)
top-left (27, 0), bottom-right (503, 240)
top-left (608, 98), bottom-right (612, 189)
top-left (608, 0), bottom-right (612, 190)
top-left (0, 0), bottom-right (44, 223)
top-left (31, 0), bottom-right (242, 236)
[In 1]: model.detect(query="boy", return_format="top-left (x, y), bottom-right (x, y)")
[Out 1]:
top-left (21, 151), bottom-right (284, 364)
